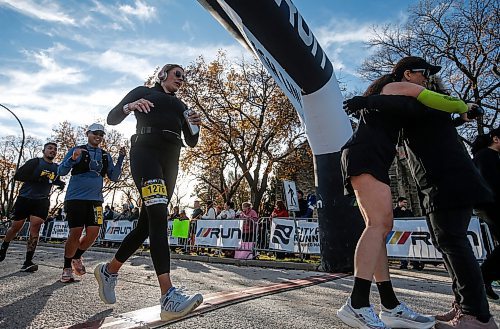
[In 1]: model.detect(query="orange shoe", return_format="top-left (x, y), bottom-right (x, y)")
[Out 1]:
top-left (72, 258), bottom-right (86, 276)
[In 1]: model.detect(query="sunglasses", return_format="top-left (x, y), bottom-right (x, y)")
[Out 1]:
top-left (91, 131), bottom-right (105, 137)
top-left (173, 70), bottom-right (186, 80)
top-left (410, 69), bottom-right (431, 79)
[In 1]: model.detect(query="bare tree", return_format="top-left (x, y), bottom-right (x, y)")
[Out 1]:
top-left (359, 0), bottom-right (499, 140)
top-left (177, 52), bottom-right (307, 212)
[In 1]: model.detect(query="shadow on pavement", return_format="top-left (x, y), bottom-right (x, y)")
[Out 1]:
top-left (0, 280), bottom-right (65, 328)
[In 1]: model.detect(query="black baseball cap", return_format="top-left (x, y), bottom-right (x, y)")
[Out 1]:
top-left (392, 56), bottom-right (441, 80)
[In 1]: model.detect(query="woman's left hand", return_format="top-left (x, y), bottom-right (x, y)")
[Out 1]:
top-left (187, 111), bottom-right (202, 126)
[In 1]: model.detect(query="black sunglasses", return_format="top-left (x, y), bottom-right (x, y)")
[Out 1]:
top-left (91, 131), bottom-right (105, 137)
top-left (173, 70), bottom-right (186, 80)
top-left (410, 69), bottom-right (431, 79)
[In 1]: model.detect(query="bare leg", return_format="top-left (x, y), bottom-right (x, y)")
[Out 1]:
top-left (3, 220), bottom-right (25, 242)
top-left (351, 174), bottom-right (393, 280)
top-left (64, 227), bottom-right (84, 260)
top-left (78, 226), bottom-right (100, 250)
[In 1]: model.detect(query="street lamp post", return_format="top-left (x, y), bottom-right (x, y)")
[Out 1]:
top-left (0, 104), bottom-right (25, 215)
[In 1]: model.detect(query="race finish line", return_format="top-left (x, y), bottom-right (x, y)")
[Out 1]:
top-left (59, 273), bottom-right (346, 329)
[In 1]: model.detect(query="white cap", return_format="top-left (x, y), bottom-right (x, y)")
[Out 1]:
top-left (87, 123), bottom-right (105, 134)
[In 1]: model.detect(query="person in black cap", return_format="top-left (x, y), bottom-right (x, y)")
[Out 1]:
top-left (342, 58), bottom-right (497, 328)
top-left (58, 123), bottom-right (125, 283)
top-left (0, 142), bottom-right (65, 272)
top-left (337, 56), bottom-right (476, 329)
top-left (94, 63), bottom-right (203, 321)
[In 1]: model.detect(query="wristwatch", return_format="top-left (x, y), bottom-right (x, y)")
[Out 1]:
top-left (123, 103), bottom-right (131, 114)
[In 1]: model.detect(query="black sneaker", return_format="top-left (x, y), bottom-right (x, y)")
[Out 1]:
top-left (20, 262), bottom-right (38, 272)
top-left (0, 248), bottom-right (6, 262)
top-left (485, 284), bottom-right (499, 300)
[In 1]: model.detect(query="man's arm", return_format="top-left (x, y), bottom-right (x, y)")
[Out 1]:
top-left (106, 150), bottom-right (125, 182)
top-left (13, 158), bottom-right (39, 182)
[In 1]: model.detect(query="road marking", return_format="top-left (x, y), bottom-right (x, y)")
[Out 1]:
top-left (59, 273), bottom-right (347, 329)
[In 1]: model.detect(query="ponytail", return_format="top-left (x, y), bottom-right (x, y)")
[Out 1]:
top-left (364, 74), bottom-right (396, 96)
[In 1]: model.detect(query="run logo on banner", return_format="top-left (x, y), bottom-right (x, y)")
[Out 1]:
top-left (104, 220), bottom-right (134, 241)
top-left (387, 217), bottom-right (487, 260)
top-left (195, 220), bottom-right (243, 248)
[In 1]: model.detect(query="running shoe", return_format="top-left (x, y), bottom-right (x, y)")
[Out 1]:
top-left (336, 298), bottom-right (389, 328)
top-left (379, 302), bottom-right (435, 329)
top-left (72, 258), bottom-right (86, 276)
top-left (60, 268), bottom-right (75, 283)
top-left (435, 301), bottom-right (460, 322)
top-left (435, 310), bottom-right (499, 329)
top-left (94, 263), bottom-right (118, 304)
top-left (160, 287), bottom-right (203, 321)
top-left (20, 261), bottom-right (38, 272)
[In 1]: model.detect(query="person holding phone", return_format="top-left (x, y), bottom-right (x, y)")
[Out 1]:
top-left (95, 64), bottom-right (203, 321)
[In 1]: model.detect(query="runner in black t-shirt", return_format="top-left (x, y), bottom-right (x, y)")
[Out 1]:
top-left (0, 142), bottom-right (65, 272)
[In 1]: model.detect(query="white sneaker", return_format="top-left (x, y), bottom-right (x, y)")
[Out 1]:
top-left (160, 287), bottom-right (203, 321)
top-left (380, 302), bottom-right (435, 329)
top-left (94, 263), bottom-right (118, 304)
top-left (337, 298), bottom-right (389, 329)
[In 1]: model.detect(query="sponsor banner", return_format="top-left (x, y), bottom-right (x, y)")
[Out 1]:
top-left (195, 220), bottom-right (243, 247)
top-left (50, 221), bottom-right (69, 239)
top-left (104, 220), bottom-right (135, 241)
top-left (167, 221), bottom-right (178, 246)
top-left (269, 218), bottom-right (320, 254)
top-left (387, 217), bottom-right (487, 260)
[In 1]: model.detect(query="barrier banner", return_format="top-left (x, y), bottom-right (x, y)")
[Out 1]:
top-left (50, 221), bottom-right (69, 239)
top-left (386, 217), bottom-right (487, 260)
top-left (195, 219), bottom-right (243, 247)
top-left (269, 218), bottom-right (320, 254)
top-left (104, 220), bottom-right (134, 241)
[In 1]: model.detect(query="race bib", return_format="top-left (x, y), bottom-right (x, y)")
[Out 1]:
top-left (94, 206), bottom-right (103, 225)
top-left (141, 179), bottom-right (168, 206)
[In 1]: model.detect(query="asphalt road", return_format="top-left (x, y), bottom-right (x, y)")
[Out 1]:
top-left (0, 243), bottom-right (498, 328)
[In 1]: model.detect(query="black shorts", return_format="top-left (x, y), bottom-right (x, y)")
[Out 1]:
top-left (12, 196), bottom-right (50, 221)
top-left (341, 132), bottom-right (397, 195)
top-left (64, 200), bottom-right (104, 228)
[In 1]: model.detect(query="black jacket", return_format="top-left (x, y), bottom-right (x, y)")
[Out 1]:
top-left (363, 95), bottom-right (493, 213)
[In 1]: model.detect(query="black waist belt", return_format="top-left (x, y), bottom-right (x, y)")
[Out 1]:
top-left (137, 127), bottom-right (180, 139)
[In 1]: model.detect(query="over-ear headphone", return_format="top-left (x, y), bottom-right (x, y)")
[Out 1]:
top-left (158, 64), bottom-right (182, 81)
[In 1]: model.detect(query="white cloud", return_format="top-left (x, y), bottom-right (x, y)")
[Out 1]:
top-left (0, 0), bottom-right (76, 25)
top-left (119, 0), bottom-right (157, 21)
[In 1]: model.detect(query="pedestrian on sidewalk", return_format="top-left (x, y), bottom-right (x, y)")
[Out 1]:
top-left (0, 142), bottom-right (65, 272)
top-left (95, 63), bottom-right (203, 321)
top-left (58, 123), bottom-right (125, 283)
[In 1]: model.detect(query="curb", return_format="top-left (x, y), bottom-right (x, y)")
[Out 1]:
top-left (13, 241), bottom-right (323, 272)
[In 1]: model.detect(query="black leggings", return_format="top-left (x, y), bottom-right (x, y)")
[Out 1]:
top-left (115, 143), bottom-right (180, 275)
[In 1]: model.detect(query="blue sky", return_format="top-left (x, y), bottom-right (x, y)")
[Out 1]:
top-left (0, 0), bottom-right (414, 140)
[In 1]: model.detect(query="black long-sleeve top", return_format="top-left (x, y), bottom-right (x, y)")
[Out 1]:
top-left (363, 95), bottom-right (493, 213)
top-left (107, 83), bottom-right (199, 148)
top-left (14, 158), bottom-right (64, 199)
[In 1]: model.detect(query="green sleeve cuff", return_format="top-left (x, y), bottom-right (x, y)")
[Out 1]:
top-left (416, 89), bottom-right (468, 114)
